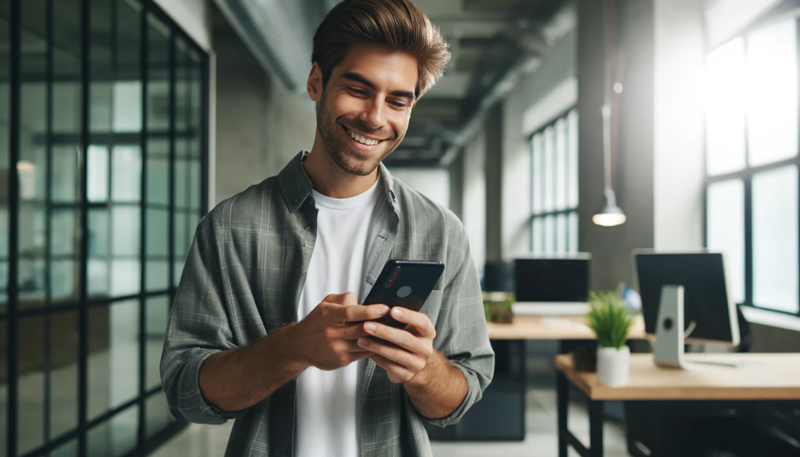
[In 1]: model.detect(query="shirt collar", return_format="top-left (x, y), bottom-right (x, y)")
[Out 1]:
top-left (277, 151), bottom-right (399, 214)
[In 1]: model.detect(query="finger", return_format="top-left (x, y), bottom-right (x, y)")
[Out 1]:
top-left (357, 336), bottom-right (425, 373)
top-left (369, 354), bottom-right (416, 383)
top-left (323, 292), bottom-right (359, 306)
top-left (387, 307), bottom-right (436, 338)
top-left (340, 340), bottom-right (371, 353)
top-left (324, 323), bottom-right (370, 340)
top-left (363, 321), bottom-right (424, 353)
top-left (324, 303), bottom-right (389, 324)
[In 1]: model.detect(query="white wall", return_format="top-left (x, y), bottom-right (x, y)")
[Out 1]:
top-left (501, 26), bottom-right (577, 260)
top-left (462, 129), bottom-right (487, 273)
top-left (653, 0), bottom-right (705, 250)
top-left (154, 0), bottom-right (212, 51)
top-left (388, 168), bottom-right (451, 209)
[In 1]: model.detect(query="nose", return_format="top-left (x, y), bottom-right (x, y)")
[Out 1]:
top-left (358, 98), bottom-right (386, 130)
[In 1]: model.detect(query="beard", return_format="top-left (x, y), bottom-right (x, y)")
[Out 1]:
top-left (316, 92), bottom-right (404, 176)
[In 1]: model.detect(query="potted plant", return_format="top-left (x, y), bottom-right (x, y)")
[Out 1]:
top-left (586, 291), bottom-right (634, 386)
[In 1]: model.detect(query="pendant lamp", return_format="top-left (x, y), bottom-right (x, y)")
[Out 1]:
top-left (593, 0), bottom-right (626, 227)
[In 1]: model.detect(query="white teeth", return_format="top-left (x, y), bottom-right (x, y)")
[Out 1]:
top-left (348, 129), bottom-right (379, 146)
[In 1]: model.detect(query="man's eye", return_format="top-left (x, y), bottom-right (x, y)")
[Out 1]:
top-left (349, 88), bottom-right (367, 96)
top-left (390, 101), bottom-right (408, 108)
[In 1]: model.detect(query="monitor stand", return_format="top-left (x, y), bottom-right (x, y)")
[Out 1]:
top-left (653, 285), bottom-right (739, 370)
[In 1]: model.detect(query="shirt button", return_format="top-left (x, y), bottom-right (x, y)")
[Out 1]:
top-left (303, 225), bottom-right (311, 232)
top-left (289, 393), bottom-right (294, 400)
top-left (286, 447), bottom-right (292, 454)
top-left (292, 198), bottom-right (299, 205)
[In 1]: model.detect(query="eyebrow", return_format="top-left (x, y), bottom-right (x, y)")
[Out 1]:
top-left (341, 72), bottom-right (416, 101)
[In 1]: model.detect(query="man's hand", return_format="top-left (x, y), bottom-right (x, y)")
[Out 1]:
top-left (290, 292), bottom-right (390, 371)
top-left (357, 307), bottom-right (468, 419)
top-left (355, 307), bottom-right (436, 384)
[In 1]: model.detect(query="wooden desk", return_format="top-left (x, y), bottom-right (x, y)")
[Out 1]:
top-left (487, 314), bottom-right (646, 340)
top-left (554, 353), bottom-right (800, 457)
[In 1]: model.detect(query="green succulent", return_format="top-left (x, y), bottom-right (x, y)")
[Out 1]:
top-left (586, 291), bottom-right (634, 350)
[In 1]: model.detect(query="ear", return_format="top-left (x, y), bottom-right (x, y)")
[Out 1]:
top-left (307, 62), bottom-right (323, 102)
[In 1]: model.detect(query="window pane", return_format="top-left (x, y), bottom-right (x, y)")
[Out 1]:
top-left (146, 296), bottom-right (169, 389)
top-left (146, 153), bottom-right (169, 206)
top-left (146, 261), bottom-right (169, 291)
top-left (52, 146), bottom-right (80, 204)
top-left (706, 38), bottom-right (746, 176)
top-left (146, 393), bottom-right (176, 439)
top-left (543, 127), bottom-right (555, 212)
top-left (568, 211), bottom-right (578, 252)
top-left (752, 166), bottom-right (798, 313)
top-left (49, 311), bottom-right (79, 439)
top-left (88, 406), bottom-right (139, 457)
top-left (531, 217), bottom-right (543, 253)
top-left (706, 179), bottom-right (745, 304)
top-left (112, 82), bottom-right (142, 133)
top-left (112, 206), bottom-right (140, 257)
top-left (112, 260), bottom-right (140, 296)
top-left (51, 260), bottom-right (79, 303)
top-left (146, 208), bottom-right (169, 257)
top-left (0, 320), bottom-right (6, 454)
top-left (18, 316), bottom-right (45, 454)
top-left (111, 145), bottom-right (142, 202)
top-left (88, 301), bottom-right (140, 418)
top-left (567, 110), bottom-right (578, 209)
top-left (555, 119), bottom-right (567, 210)
top-left (51, 439), bottom-right (78, 457)
top-left (531, 134), bottom-right (543, 214)
top-left (544, 215), bottom-right (555, 252)
top-left (51, 209), bottom-right (78, 256)
top-left (18, 205), bottom-right (46, 307)
top-left (556, 213), bottom-right (567, 252)
top-left (87, 145), bottom-right (109, 203)
top-left (0, 0), bottom-right (10, 309)
top-left (746, 20), bottom-right (798, 167)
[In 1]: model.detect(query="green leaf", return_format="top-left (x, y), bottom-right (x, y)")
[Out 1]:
top-left (585, 290), bottom-right (636, 349)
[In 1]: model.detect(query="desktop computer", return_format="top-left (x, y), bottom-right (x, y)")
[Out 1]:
top-left (633, 250), bottom-right (741, 369)
top-left (513, 254), bottom-right (591, 315)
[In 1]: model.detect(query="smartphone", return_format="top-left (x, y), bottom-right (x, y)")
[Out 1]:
top-left (362, 260), bottom-right (445, 328)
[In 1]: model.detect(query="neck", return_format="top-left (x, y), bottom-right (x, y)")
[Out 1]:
top-left (303, 131), bottom-right (378, 198)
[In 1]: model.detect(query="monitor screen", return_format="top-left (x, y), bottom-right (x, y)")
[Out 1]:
top-left (514, 257), bottom-right (590, 302)
top-left (634, 252), bottom-right (737, 343)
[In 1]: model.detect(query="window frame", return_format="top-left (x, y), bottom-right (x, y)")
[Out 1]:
top-left (703, 14), bottom-right (800, 318)
top-left (529, 107), bottom-right (579, 253)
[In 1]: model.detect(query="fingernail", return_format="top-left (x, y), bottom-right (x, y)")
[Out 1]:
top-left (392, 308), bottom-right (402, 317)
top-left (365, 323), bottom-right (376, 333)
top-left (377, 305), bottom-right (389, 314)
top-left (357, 337), bottom-right (369, 347)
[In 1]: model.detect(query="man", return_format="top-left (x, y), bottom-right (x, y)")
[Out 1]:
top-left (160, 1), bottom-right (494, 456)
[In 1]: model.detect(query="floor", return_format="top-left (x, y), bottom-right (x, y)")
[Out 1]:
top-left (150, 386), bottom-right (631, 457)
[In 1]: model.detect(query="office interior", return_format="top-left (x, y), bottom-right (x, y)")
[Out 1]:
top-left (1, 0), bottom-right (799, 456)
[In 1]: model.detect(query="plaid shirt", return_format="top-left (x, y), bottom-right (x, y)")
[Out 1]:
top-left (161, 152), bottom-right (494, 457)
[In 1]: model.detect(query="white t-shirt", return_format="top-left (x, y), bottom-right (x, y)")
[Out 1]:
top-left (294, 177), bottom-right (383, 457)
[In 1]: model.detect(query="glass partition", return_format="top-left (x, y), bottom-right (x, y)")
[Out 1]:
top-left (1, 1), bottom-right (207, 455)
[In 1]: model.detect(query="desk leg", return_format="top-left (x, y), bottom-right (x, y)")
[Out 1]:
top-left (589, 400), bottom-right (604, 457)
top-left (557, 372), bottom-right (568, 457)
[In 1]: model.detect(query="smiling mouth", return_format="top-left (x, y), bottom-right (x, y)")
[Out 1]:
top-left (344, 126), bottom-right (385, 146)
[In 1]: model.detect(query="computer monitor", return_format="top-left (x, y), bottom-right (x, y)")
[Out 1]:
top-left (633, 250), bottom-right (740, 346)
top-left (513, 254), bottom-right (591, 315)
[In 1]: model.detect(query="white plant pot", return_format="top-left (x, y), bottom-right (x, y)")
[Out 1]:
top-left (596, 345), bottom-right (630, 386)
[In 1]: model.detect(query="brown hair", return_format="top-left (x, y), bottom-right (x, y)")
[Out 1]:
top-left (312, 0), bottom-right (450, 98)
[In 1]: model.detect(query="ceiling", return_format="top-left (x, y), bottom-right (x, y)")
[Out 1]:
top-left (391, 0), bottom-right (574, 167)
top-left (216, 0), bottom-right (575, 168)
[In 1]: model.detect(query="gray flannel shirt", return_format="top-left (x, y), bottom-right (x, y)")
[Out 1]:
top-left (161, 151), bottom-right (494, 457)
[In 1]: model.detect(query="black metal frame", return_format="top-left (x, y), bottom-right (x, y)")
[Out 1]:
top-left (529, 107), bottom-right (579, 253)
top-left (3, 0), bottom-right (210, 455)
top-left (703, 15), bottom-right (800, 318)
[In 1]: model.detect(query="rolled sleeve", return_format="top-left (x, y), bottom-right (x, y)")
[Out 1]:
top-left (160, 219), bottom-right (246, 424)
top-left (423, 229), bottom-right (494, 428)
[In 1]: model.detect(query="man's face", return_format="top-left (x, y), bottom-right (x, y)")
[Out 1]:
top-left (310, 42), bottom-right (418, 176)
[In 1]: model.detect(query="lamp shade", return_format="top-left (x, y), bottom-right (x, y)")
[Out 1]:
top-left (593, 189), bottom-right (627, 227)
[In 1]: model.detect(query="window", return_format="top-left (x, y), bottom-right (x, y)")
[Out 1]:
top-left (531, 108), bottom-right (578, 253)
top-left (704, 17), bottom-right (800, 315)
top-left (0, 1), bottom-right (209, 455)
